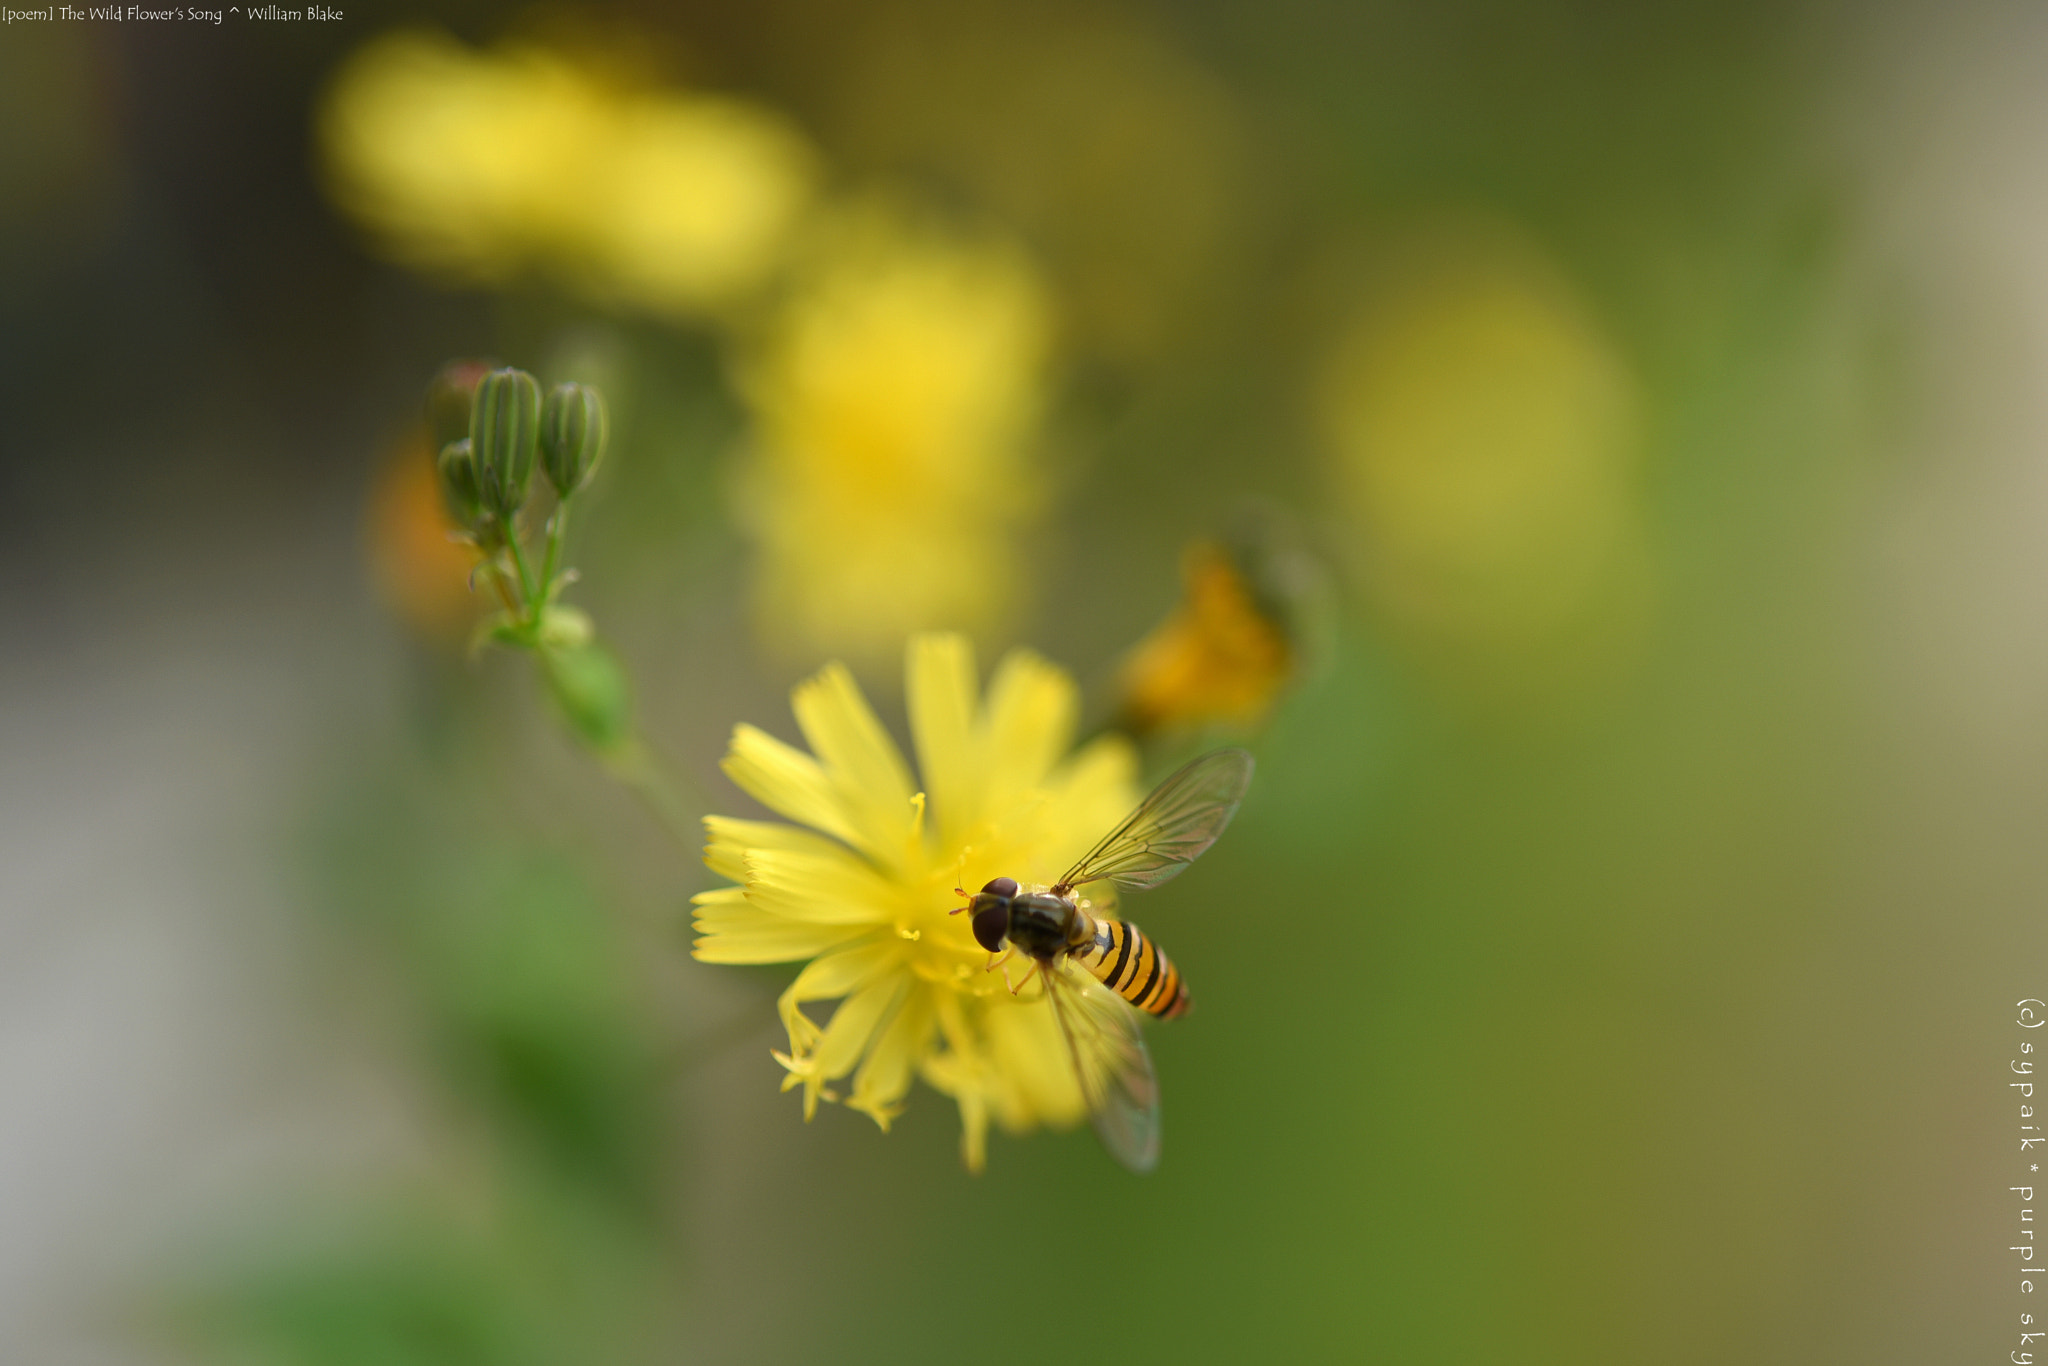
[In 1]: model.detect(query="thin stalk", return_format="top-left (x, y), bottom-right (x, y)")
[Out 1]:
top-left (600, 739), bottom-right (700, 851)
top-left (538, 497), bottom-right (570, 606)
top-left (504, 527), bottom-right (540, 624)
top-left (475, 549), bottom-right (521, 617)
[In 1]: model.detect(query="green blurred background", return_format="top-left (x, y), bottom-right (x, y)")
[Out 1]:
top-left (2, 0), bottom-right (2042, 1361)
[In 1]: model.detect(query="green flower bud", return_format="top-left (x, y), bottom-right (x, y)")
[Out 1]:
top-left (471, 367), bottom-right (540, 519)
top-left (435, 438), bottom-right (486, 532)
top-left (539, 382), bottom-right (609, 497)
top-left (425, 359), bottom-right (493, 457)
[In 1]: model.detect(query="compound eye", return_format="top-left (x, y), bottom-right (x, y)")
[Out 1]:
top-left (980, 876), bottom-right (1019, 899)
top-left (971, 903), bottom-right (1011, 953)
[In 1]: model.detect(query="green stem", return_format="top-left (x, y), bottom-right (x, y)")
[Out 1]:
top-left (600, 739), bottom-right (700, 850)
top-left (504, 527), bottom-right (540, 626)
top-left (539, 496), bottom-right (570, 606)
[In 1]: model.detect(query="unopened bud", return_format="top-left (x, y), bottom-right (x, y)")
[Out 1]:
top-left (539, 382), bottom-right (608, 497)
top-left (471, 367), bottom-right (540, 519)
top-left (436, 439), bottom-right (485, 532)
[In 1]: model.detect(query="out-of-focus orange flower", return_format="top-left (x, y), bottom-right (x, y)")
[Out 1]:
top-left (366, 436), bottom-right (488, 639)
top-left (1119, 541), bottom-right (1294, 735)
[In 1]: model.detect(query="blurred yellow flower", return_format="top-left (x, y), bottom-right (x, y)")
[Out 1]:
top-left (577, 94), bottom-right (813, 316)
top-left (732, 210), bottom-right (1054, 660)
top-left (1118, 540), bottom-right (1294, 735)
top-left (318, 29), bottom-right (815, 315)
top-left (691, 633), bottom-right (1139, 1171)
top-left (831, 0), bottom-right (1248, 363)
top-left (1316, 228), bottom-right (1651, 684)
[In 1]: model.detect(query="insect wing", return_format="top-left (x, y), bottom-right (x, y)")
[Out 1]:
top-left (1057, 748), bottom-right (1254, 894)
top-left (1043, 960), bottom-right (1160, 1173)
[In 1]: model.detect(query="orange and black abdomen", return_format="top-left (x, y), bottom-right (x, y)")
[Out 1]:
top-left (1081, 919), bottom-right (1191, 1019)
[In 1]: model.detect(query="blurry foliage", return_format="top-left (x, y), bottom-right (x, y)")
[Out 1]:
top-left (165, 701), bottom-right (683, 1364)
top-left (319, 784), bottom-right (668, 1211)
top-left (178, 1186), bottom-right (659, 1366)
top-left (412, 857), bottom-right (662, 1210)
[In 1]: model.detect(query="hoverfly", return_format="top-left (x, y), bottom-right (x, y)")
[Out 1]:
top-left (953, 748), bottom-right (1254, 1172)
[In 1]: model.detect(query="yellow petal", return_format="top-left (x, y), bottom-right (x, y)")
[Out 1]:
top-left (847, 984), bottom-right (934, 1131)
top-left (791, 662), bottom-right (919, 866)
top-left (690, 891), bottom-right (875, 964)
top-left (722, 723), bottom-right (860, 845)
top-left (958, 1088), bottom-right (989, 1173)
top-left (918, 1033), bottom-right (995, 1174)
top-left (984, 995), bottom-right (1087, 1128)
top-left (906, 633), bottom-right (981, 845)
top-left (812, 974), bottom-right (908, 1083)
top-left (983, 648), bottom-right (1077, 791)
top-left (928, 984), bottom-right (979, 1064)
top-left (703, 815), bottom-right (855, 883)
top-left (1037, 733), bottom-right (1142, 874)
top-left (743, 847), bottom-right (902, 925)
top-left (777, 938), bottom-right (906, 1047)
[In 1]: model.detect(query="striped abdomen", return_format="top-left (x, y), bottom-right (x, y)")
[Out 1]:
top-left (1076, 919), bottom-right (1191, 1019)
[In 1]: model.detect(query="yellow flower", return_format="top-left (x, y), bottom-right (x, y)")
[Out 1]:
top-left (691, 634), bottom-right (1139, 1171)
top-left (318, 29), bottom-right (815, 315)
top-left (731, 207), bottom-right (1053, 662)
top-left (573, 92), bottom-right (815, 316)
top-left (1315, 224), bottom-right (1653, 693)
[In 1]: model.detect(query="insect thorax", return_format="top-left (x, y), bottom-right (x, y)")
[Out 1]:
top-left (1007, 891), bottom-right (1083, 960)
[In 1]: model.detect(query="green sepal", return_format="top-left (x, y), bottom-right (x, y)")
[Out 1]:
top-left (471, 368), bottom-right (540, 519)
top-left (540, 565), bottom-right (580, 607)
top-left (539, 383), bottom-right (609, 497)
top-left (467, 610), bottom-right (529, 658)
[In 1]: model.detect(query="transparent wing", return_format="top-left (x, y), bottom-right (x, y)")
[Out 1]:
top-left (1056, 748), bottom-right (1254, 894)
top-left (1043, 960), bottom-right (1160, 1173)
